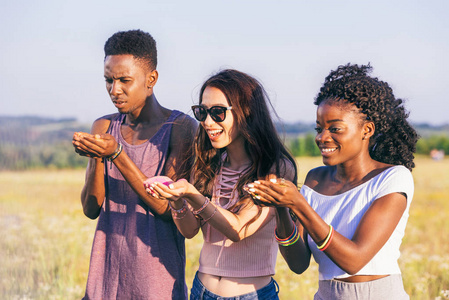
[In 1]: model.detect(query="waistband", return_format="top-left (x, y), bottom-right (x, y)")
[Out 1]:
top-left (190, 271), bottom-right (279, 300)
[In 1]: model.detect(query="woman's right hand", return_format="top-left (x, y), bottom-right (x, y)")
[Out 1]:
top-left (145, 177), bottom-right (202, 238)
top-left (245, 178), bottom-right (303, 209)
top-left (144, 177), bottom-right (191, 202)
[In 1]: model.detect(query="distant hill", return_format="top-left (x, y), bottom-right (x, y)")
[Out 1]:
top-left (0, 116), bottom-right (91, 170)
top-left (275, 121), bottom-right (315, 137)
top-left (1, 115), bottom-right (447, 145)
top-left (0, 116), bottom-right (90, 146)
top-left (0, 115), bottom-right (447, 169)
top-left (274, 120), bottom-right (449, 138)
top-left (411, 122), bottom-right (449, 137)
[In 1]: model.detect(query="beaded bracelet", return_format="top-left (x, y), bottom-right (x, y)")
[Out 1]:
top-left (202, 204), bottom-right (218, 223)
top-left (168, 199), bottom-right (188, 219)
top-left (107, 143), bottom-right (123, 162)
top-left (275, 224), bottom-right (300, 246)
top-left (317, 224), bottom-right (333, 251)
top-left (192, 196), bottom-right (210, 216)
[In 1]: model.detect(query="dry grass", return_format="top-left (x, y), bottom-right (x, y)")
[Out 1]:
top-left (0, 170), bottom-right (93, 299)
top-left (1, 156), bottom-right (448, 299)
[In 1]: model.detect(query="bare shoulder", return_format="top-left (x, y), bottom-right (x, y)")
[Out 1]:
top-left (171, 113), bottom-right (198, 142)
top-left (266, 157), bottom-right (297, 182)
top-left (304, 166), bottom-right (332, 188)
top-left (281, 157), bottom-right (297, 182)
top-left (173, 113), bottom-right (198, 132)
top-left (91, 113), bottom-right (118, 134)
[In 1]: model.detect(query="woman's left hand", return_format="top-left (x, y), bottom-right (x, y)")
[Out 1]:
top-left (244, 178), bottom-right (302, 208)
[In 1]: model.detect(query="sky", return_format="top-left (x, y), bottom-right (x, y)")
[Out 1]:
top-left (1, 0), bottom-right (448, 125)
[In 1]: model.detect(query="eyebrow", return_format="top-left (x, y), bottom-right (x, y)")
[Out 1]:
top-left (316, 118), bottom-right (344, 124)
top-left (200, 104), bottom-right (229, 108)
top-left (104, 75), bottom-right (132, 79)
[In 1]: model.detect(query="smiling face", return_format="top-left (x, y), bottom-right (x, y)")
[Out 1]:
top-left (104, 54), bottom-right (156, 115)
top-left (200, 86), bottom-right (242, 150)
top-left (315, 100), bottom-right (373, 166)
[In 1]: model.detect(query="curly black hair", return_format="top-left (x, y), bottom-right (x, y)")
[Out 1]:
top-left (315, 63), bottom-right (419, 170)
top-left (104, 29), bottom-right (157, 70)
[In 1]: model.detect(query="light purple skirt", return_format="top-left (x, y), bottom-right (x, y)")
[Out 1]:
top-left (314, 274), bottom-right (409, 300)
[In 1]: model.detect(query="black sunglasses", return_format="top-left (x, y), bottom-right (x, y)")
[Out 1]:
top-left (191, 105), bottom-right (233, 122)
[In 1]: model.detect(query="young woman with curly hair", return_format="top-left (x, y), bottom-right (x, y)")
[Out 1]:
top-left (145, 69), bottom-right (297, 299)
top-left (247, 63), bottom-right (418, 299)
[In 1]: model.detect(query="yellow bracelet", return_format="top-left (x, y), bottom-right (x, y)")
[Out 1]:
top-left (317, 225), bottom-right (333, 250)
top-left (275, 224), bottom-right (301, 247)
top-left (281, 229), bottom-right (301, 246)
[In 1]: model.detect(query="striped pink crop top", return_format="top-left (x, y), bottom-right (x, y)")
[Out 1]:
top-left (198, 164), bottom-right (278, 278)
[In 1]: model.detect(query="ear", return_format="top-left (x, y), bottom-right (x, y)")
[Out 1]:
top-left (362, 121), bottom-right (375, 140)
top-left (146, 69), bottom-right (158, 89)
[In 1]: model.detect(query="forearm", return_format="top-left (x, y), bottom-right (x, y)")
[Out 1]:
top-left (81, 158), bottom-right (106, 219)
top-left (289, 201), bottom-right (370, 274)
top-left (169, 199), bottom-right (201, 238)
top-left (250, 177), bottom-right (390, 274)
top-left (201, 204), bottom-right (242, 242)
top-left (112, 151), bottom-right (171, 218)
top-left (276, 207), bottom-right (311, 274)
top-left (186, 193), bottom-right (270, 242)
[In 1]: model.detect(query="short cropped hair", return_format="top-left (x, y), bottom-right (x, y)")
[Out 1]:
top-left (104, 29), bottom-right (157, 70)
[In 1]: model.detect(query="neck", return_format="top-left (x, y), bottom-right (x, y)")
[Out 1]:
top-left (224, 141), bottom-right (251, 171)
top-left (334, 157), bottom-right (379, 184)
top-left (125, 94), bottom-right (164, 126)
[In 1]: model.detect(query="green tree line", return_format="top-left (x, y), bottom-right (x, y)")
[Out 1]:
top-left (415, 134), bottom-right (449, 155)
top-left (288, 134), bottom-right (449, 158)
top-left (0, 116), bottom-right (90, 170)
top-left (2, 134), bottom-right (448, 170)
top-left (0, 142), bottom-right (87, 170)
top-left (1, 116), bottom-right (448, 170)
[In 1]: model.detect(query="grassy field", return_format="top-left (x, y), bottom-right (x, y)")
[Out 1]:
top-left (1, 156), bottom-right (448, 299)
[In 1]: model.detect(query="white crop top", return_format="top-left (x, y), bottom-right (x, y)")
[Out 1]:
top-left (301, 165), bottom-right (414, 280)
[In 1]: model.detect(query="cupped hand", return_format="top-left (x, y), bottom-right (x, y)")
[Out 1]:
top-left (244, 178), bottom-right (302, 208)
top-left (145, 177), bottom-right (191, 202)
top-left (72, 132), bottom-right (118, 158)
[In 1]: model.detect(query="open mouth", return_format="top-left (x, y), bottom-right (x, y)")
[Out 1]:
top-left (320, 147), bottom-right (337, 154)
top-left (113, 100), bottom-right (126, 107)
top-left (207, 129), bottom-right (223, 140)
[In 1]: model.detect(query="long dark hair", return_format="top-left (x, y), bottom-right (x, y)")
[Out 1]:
top-left (193, 69), bottom-right (297, 211)
top-left (315, 63), bottom-right (419, 170)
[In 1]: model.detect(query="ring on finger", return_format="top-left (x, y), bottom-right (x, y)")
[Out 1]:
top-left (279, 178), bottom-right (287, 187)
top-left (251, 193), bottom-right (261, 200)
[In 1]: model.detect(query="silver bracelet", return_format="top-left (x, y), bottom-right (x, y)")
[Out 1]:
top-left (192, 196), bottom-right (210, 215)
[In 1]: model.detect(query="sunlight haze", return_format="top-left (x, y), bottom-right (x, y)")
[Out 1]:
top-left (2, 0), bottom-right (448, 125)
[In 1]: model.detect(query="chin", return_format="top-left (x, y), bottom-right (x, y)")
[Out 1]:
top-left (322, 157), bottom-right (336, 166)
top-left (117, 108), bottom-right (130, 114)
top-left (210, 142), bottom-right (226, 150)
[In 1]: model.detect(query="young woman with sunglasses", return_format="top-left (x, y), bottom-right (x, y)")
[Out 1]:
top-left (145, 69), bottom-right (297, 299)
top-left (246, 64), bottom-right (418, 299)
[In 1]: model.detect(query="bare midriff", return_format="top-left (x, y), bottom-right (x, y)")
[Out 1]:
top-left (198, 272), bottom-right (272, 296)
top-left (335, 274), bottom-right (389, 282)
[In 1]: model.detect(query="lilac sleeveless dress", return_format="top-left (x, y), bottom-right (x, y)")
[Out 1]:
top-left (84, 111), bottom-right (188, 300)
